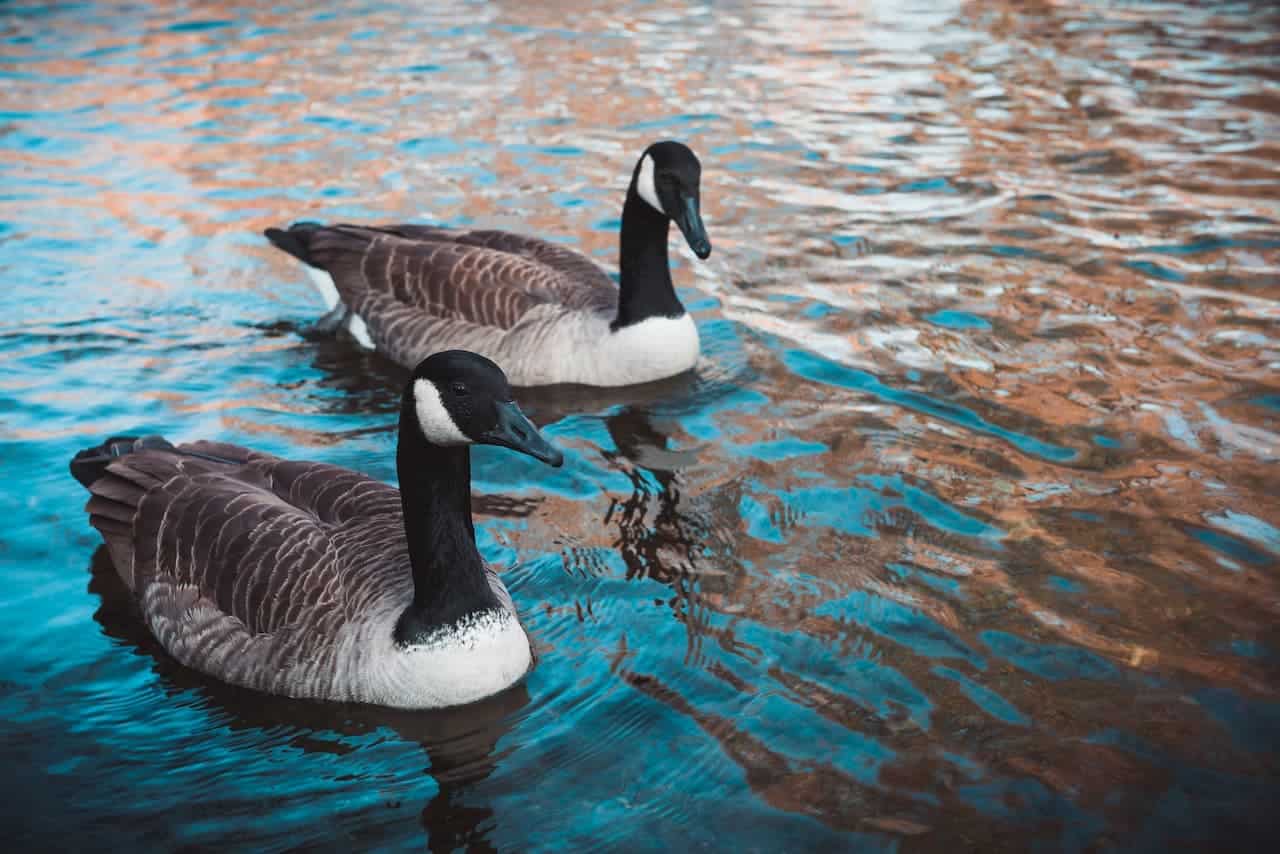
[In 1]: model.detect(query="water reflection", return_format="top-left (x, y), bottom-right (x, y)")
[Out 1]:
top-left (3, 0), bottom-right (1278, 848)
top-left (600, 406), bottom-right (737, 669)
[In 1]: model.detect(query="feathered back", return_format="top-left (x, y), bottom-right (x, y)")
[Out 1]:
top-left (74, 437), bottom-right (409, 688)
top-left (80, 437), bottom-right (400, 609)
top-left (265, 223), bottom-right (617, 327)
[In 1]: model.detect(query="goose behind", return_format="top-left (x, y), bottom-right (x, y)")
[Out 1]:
top-left (264, 140), bottom-right (713, 388)
top-left (70, 351), bottom-right (563, 709)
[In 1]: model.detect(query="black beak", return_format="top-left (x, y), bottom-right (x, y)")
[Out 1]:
top-left (673, 194), bottom-right (712, 260)
top-left (479, 400), bottom-right (564, 467)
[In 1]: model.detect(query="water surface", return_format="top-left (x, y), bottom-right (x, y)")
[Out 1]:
top-left (2, 0), bottom-right (1278, 850)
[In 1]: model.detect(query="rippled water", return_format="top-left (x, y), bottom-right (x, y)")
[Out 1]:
top-left (3, 0), bottom-right (1278, 849)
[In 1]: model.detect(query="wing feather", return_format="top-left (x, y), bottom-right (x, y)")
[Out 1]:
top-left (86, 442), bottom-right (405, 677)
top-left (270, 223), bottom-right (618, 339)
top-left (369, 224), bottom-right (616, 298)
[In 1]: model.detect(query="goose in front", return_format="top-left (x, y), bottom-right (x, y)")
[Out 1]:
top-left (70, 351), bottom-right (563, 709)
top-left (264, 140), bottom-right (713, 387)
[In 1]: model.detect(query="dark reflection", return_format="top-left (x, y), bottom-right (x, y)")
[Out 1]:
top-left (87, 547), bottom-right (526, 851)
top-left (595, 406), bottom-right (742, 664)
top-left (513, 369), bottom-right (702, 426)
top-left (601, 405), bottom-right (699, 585)
top-left (602, 404), bottom-right (700, 480)
top-left (617, 666), bottom-right (941, 841)
top-left (306, 334), bottom-right (409, 417)
top-left (257, 319), bottom-right (409, 417)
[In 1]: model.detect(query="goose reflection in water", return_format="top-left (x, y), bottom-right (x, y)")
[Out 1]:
top-left (600, 406), bottom-right (745, 668)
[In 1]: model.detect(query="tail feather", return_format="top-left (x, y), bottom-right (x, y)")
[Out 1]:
top-left (266, 222), bottom-right (393, 268)
top-left (71, 435), bottom-right (255, 592)
top-left (71, 435), bottom-right (177, 589)
top-left (263, 221), bottom-right (324, 266)
top-left (86, 493), bottom-right (138, 525)
top-left (70, 435), bottom-right (175, 489)
top-left (88, 474), bottom-right (147, 508)
top-left (87, 514), bottom-right (133, 541)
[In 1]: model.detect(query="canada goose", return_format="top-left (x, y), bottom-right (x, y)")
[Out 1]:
top-left (264, 140), bottom-right (713, 387)
top-left (86, 543), bottom-right (530, 797)
top-left (70, 351), bottom-right (564, 709)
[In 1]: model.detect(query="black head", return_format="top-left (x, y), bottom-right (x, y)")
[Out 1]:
top-left (632, 140), bottom-right (712, 260)
top-left (407, 351), bottom-right (563, 466)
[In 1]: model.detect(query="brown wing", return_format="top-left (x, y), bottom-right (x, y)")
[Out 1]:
top-left (265, 223), bottom-right (618, 331)
top-left (87, 439), bottom-right (403, 645)
top-left (337, 287), bottom-right (534, 372)
top-left (372, 224), bottom-right (618, 307)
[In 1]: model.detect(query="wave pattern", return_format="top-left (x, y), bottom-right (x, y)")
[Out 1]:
top-left (1, 0), bottom-right (1277, 849)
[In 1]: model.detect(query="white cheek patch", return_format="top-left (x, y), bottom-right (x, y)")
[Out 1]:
top-left (413, 379), bottom-right (471, 446)
top-left (636, 154), bottom-right (664, 215)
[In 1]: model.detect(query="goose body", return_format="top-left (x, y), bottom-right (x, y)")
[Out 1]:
top-left (71, 352), bottom-right (563, 709)
top-left (265, 140), bottom-right (713, 387)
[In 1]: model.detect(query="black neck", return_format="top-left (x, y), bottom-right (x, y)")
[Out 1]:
top-left (393, 399), bottom-right (500, 646)
top-left (614, 186), bottom-right (685, 330)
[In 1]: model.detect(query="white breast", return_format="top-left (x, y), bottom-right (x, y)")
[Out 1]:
top-left (504, 311), bottom-right (700, 387)
top-left (347, 609), bottom-right (532, 709)
top-left (590, 313), bottom-right (701, 385)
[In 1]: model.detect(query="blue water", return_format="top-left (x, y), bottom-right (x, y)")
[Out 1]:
top-left (2, 0), bottom-right (1278, 850)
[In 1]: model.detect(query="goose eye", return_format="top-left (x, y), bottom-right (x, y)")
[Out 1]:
top-left (450, 382), bottom-right (469, 396)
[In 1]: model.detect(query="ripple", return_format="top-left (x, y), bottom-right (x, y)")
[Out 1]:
top-left (2, 0), bottom-right (1278, 849)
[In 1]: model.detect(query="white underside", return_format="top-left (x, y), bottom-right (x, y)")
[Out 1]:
top-left (349, 608), bottom-right (532, 709)
top-left (451, 309), bottom-right (701, 387)
top-left (564, 312), bottom-right (700, 386)
top-left (306, 267), bottom-right (375, 349)
top-left (348, 314), bottom-right (373, 349)
top-left (307, 265), bottom-right (341, 312)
